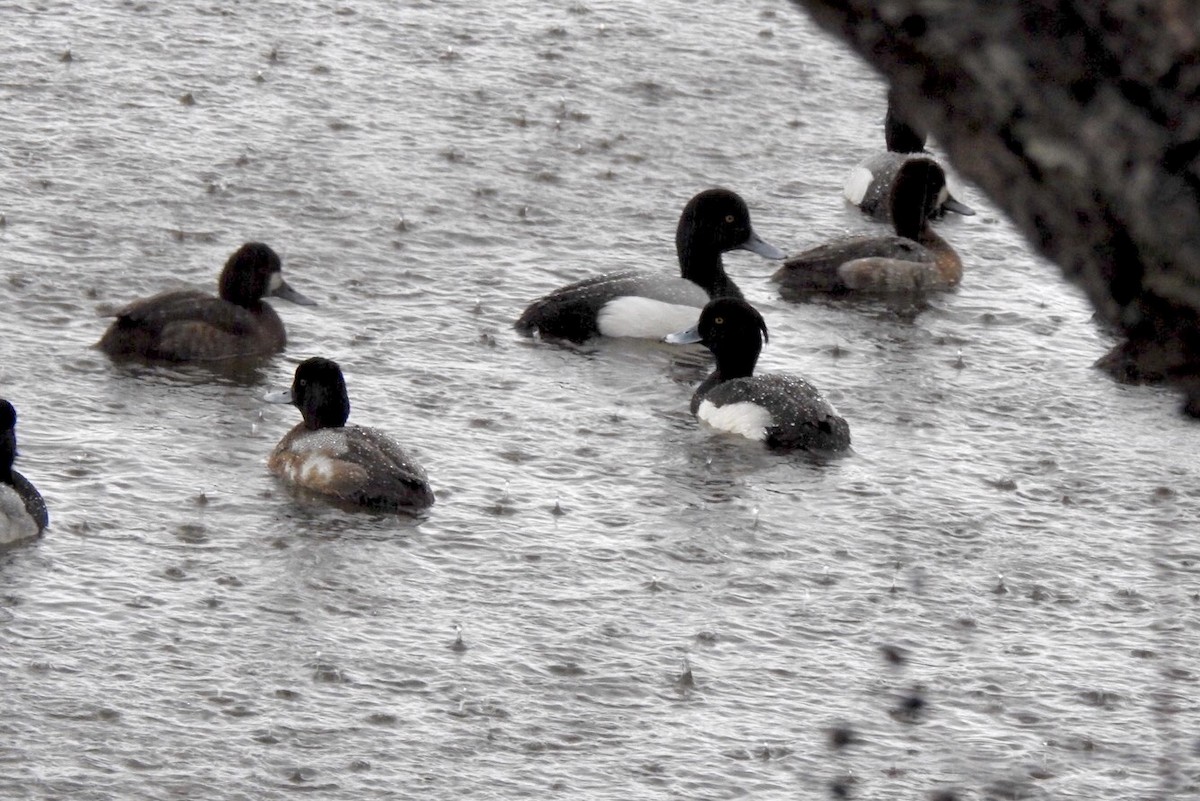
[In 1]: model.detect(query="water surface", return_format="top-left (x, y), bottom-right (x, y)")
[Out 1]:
top-left (3, 1), bottom-right (1199, 799)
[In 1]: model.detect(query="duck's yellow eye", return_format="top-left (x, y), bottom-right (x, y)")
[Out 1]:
top-left (724, 214), bottom-right (735, 223)
top-left (714, 316), bottom-right (724, 324)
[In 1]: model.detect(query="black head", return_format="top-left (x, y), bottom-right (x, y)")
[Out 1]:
top-left (678, 188), bottom-right (755, 251)
top-left (884, 92), bottom-right (927, 154)
top-left (0, 399), bottom-right (17, 480)
top-left (677, 188), bottom-right (783, 255)
top-left (675, 189), bottom-right (785, 290)
top-left (218, 242), bottom-right (282, 305)
top-left (0, 399), bottom-right (15, 433)
top-left (889, 158), bottom-right (944, 240)
top-left (695, 297), bottom-right (769, 379)
top-left (289, 357), bottom-right (351, 430)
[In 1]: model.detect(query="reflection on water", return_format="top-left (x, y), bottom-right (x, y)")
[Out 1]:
top-left (2, 1), bottom-right (1199, 799)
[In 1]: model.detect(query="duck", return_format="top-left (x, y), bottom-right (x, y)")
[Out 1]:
top-left (1, 400), bottom-right (48, 545)
top-left (97, 242), bottom-right (316, 362)
top-left (264, 357), bottom-right (434, 512)
top-left (773, 158), bottom-right (963, 295)
top-left (664, 298), bottom-right (851, 452)
top-left (843, 93), bottom-right (974, 222)
top-left (515, 188), bottom-right (786, 344)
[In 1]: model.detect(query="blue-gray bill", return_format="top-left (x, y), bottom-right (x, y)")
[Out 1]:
top-left (263, 389), bottom-right (294, 404)
top-left (740, 232), bottom-right (787, 260)
top-left (664, 324), bottom-right (702, 345)
top-left (272, 281), bottom-right (318, 306)
top-left (943, 197), bottom-right (975, 216)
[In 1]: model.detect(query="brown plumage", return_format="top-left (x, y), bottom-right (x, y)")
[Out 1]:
top-left (97, 242), bottom-right (315, 362)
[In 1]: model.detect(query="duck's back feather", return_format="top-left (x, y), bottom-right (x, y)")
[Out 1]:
top-left (699, 375), bottom-right (850, 452)
top-left (516, 270), bottom-right (708, 343)
top-left (98, 290), bottom-right (284, 361)
top-left (772, 235), bottom-right (935, 293)
top-left (269, 424), bottom-right (434, 511)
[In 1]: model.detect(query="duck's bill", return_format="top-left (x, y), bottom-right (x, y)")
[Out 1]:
top-left (263, 389), bottom-right (294, 404)
top-left (272, 281), bottom-right (318, 306)
top-left (664, 324), bottom-right (702, 345)
top-left (943, 197), bottom-right (975, 216)
top-left (740, 231), bottom-right (787, 260)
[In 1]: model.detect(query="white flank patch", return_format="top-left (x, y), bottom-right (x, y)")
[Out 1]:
top-left (0, 486), bottom-right (39, 545)
top-left (697, 399), bottom-right (772, 441)
top-left (597, 296), bottom-right (702, 339)
top-left (843, 165), bottom-right (873, 205)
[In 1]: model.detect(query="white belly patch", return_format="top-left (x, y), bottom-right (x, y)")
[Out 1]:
top-left (843, 165), bottom-right (873, 205)
top-left (696, 400), bottom-right (772, 441)
top-left (597, 297), bottom-right (703, 339)
top-left (0, 486), bottom-right (39, 545)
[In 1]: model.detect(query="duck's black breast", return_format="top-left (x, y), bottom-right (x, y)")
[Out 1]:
top-left (699, 374), bottom-right (851, 452)
top-left (516, 270), bottom-right (708, 343)
top-left (98, 290), bottom-right (285, 361)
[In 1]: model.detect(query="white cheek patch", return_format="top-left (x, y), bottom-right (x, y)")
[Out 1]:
top-left (268, 272), bottom-right (283, 292)
top-left (843, 165), bottom-right (873, 205)
top-left (697, 399), bottom-right (772, 441)
top-left (597, 297), bottom-right (702, 339)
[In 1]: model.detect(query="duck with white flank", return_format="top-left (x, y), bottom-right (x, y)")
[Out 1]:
top-left (1, 400), bottom-right (48, 545)
top-left (665, 298), bottom-right (850, 453)
top-left (516, 188), bottom-right (785, 344)
top-left (843, 93), bottom-right (974, 222)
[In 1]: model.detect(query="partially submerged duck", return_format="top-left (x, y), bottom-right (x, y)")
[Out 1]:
top-left (97, 242), bottom-right (316, 362)
top-left (843, 94), bottom-right (974, 222)
top-left (515, 188), bottom-right (785, 344)
top-left (265, 357), bottom-right (434, 512)
top-left (665, 298), bottom-right (850, 452)
top-left (774, 158), bottom-right (963, 295)
top-left (1, 400), bottom-right (48, 545)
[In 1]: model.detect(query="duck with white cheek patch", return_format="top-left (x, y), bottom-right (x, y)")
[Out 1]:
top-left (264, 357), bottom-right (434, 512)
top-left (665, 298), bottom-right (851, 453)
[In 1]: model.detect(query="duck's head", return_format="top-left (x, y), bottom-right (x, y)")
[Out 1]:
top-left (267, 357), bottom-right (351, 430)
top-left (676, 188), bottom-right (786, 262)
top-left (0, 400), bottom-right (18, 478)
top-left (218, 242), bottom-right (317, 308)
top-left (888, 158), bottom-right (948, 239)
top-left (665, 297), bottom-right (768, 377)
top-left (884, 91), bottom-right (927, 154)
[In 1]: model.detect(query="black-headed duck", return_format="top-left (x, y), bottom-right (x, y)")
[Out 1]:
top-left (843, 94), bottom-right (974, 222)
top-left (775, 159), bottom-right (963, 295)
top-left (515, 188), bottom-right (785, 344)
top-left (1, 400), bottom-right (48, 545)
top-left (665, 298), bottom-right (850, 452)
top-left (265, 357), bottom-right (434, 512)
top-left (97, 242), bottom-right (315, 362)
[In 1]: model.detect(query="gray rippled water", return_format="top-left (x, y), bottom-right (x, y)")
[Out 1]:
top-left (3, 1), bottom-right (1199, 799)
